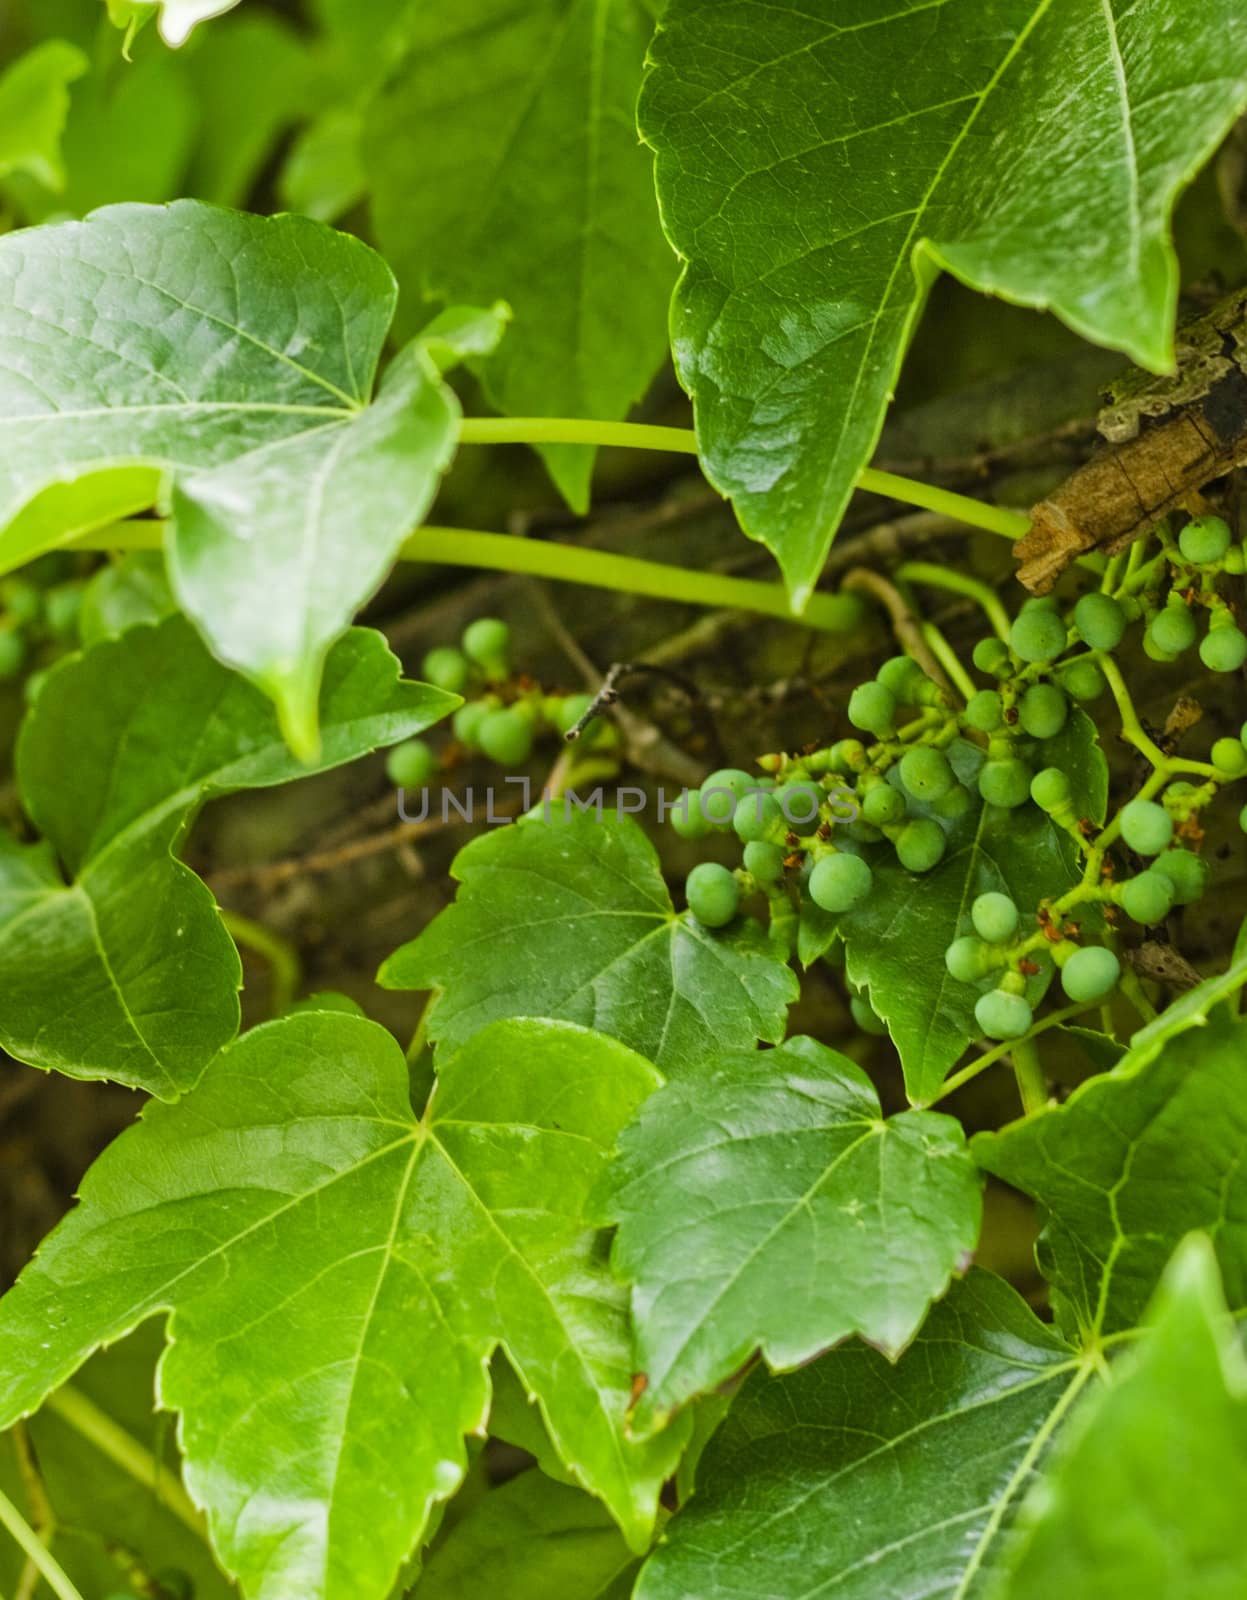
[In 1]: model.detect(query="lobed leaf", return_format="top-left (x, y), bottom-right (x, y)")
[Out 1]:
top-left (0, 617), bottom-right (455, 1096)
top-left (995, 1235), bottom-right (1247, 1600)
top-left (379, 808), bottom-right (798, 1074)
top-left (606, 1035), bottom-right (982, 1433)
top-left (0, 202), bottom-right (486, 750)
top-left (365, 0), bottom-right (674, 508)
top-left (0, 1012), bottom-right (684, 1600)
top-left (641, 0), bottom-right (1247, 602)
top-left (975, 1003), bottom-right (1247, 1339)
top-left (635, 1270), bottom-right (1084, 1600)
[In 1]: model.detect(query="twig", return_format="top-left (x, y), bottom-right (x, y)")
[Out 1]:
top-left (839, 567), bottom-right (952, 692)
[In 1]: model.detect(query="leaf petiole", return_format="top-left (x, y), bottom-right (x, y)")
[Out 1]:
top-left (0, 1486), bottom-right (84, 1600)
top-left (456, 418), bottom-right (1033, 542)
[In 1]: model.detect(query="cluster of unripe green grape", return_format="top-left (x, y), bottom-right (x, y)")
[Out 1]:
top-left (0, 568), bottom-right (86, 699)
top-left (678, 512), bottom-right (1247, 1044)
top-left (386, 617), bottom-right (612, 788)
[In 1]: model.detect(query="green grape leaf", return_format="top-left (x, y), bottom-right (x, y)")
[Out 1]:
top-left (0, 40), bottom-right (87, 190)
top-left (606, 1035), bottom-right (982, 1433)
top-left (974, 1006), bottom-right (1247, 1340)
top-left (835, 746), bottom-right (1076, 1103)
top-left (1039, 706), bottom-right (1109, 824)
top-left (996, 1234), bottom-right (1247, 1600)
top-left (634, 1270), bottom-right (1086, 1600)
top-left (365, 0), bottom-right (675, 509)
top-left (419, 1472), bottom-right (638, 1600)
top-left (78, 550), bottom-right (176, 645)
top-left (0, 617), bottom-right (454, 1096)
top-left (183, 13), bottom-right (313, 207)
top-left (1122, 947), bottom-right (1247, 1069)
top-left (0, 1013), bottom-right (685, 1600)
top-left (640, 0), bottom-right (1247, 603)
top-left (0, 202), bottom-right (489, 753)
top-left (1, 1325), bottom-right (235, 1600)
top-left (379, 809), bottom-right (798, 1074)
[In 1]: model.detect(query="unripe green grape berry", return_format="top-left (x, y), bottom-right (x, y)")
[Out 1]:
top-left (477, 708), bottom-right (533, 766)
top-left (975, 988), bottom-right (1034, 1041)
top-left (686, 862), bottom-right (740, 928)
top-left (850, 994), bottom-right (887, 1036)
top-left (1061, 945), bottom-right (1121, 1002)
top-left (847, 819), bottom-right (883, 844)
top-left (1153, 847), bottom-right (1211, 905)
top-left (0, 629), bottom-right (25, 680)
top-left (1142, 630), bottom-right (1178, 663)
top-left (386, 738), bottom-right (436, 789)
top-left (898, 745), bottom-right (955, 801)
top-left (1200, 625), bottom-right (1247, 673)
top-left (701, 768), bottom-right (756, 826)
top-left (808, 852), bottom-right (873, 913)
top-left (979, 758), bottom-right (1032, 809)
top-left (1059, 658), bottom-right (1107, 701)
top-left (972, 637), bottom-right (1012, 676)
top-left (1030, 767), bottom-right (1071, 812)
top-left (421, 645), bottom-right (470, 693)
top-left (733, 790), bottom-right (782, 842)
top-left (1227, 547), bottom-right (1247, 576)
top-left (971, 891), bottom-right (1019, 945)
top-left (1073, 592), bottom-right (1126, 652)
top-left (1119, 797), bottom-right (1173, 855)
top-left (896, 817), bottom-right (946, 872)
top-left (452, 700), bottom-right (488, 747)
top-left (964, 689), bottom-right (1004, 732)
top-left (1179, 514), bottom-right (1232, 565)
top-left (1019, 682), bottom-right (1068, 739)
top-left (1148, 602), bottom-right (1197, 656)
top-left (1211, 737), bottom-right (1247, 778)
top-left (1118, 870), bottom-right (1174, 926)
top-left (876, 654), bottom-right (928, 700)
top-left (43, 583), bottom-right (82, 638)
top-left (848, 680), bottom-right (897, 735)
top-left (945, 935), bottom-right (994, 982)
top-left (829, 738), bottom-right (868, 771)
top-left (1010, 608), bottom-right (1066, 663)
top-left (670, 790), bottom-right (711, 840)
top-left (461, 617), bottom-right (510, 676)
top-left (775, 780), bottom-right (824, 834)
top-left (743, 839), bottom-right (785, 883)
top-left (933, 783), bottom-right (972, 821)
top-left (862, 783), bottom-right (905, 827)
top-left (1, 577), bottom-right (40, 626)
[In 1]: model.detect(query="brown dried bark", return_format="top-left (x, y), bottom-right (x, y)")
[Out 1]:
top-left (1015, 288), bottom-right (1247, 591)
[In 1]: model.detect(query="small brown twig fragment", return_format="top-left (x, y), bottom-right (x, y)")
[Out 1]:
top-left (1015, 287), bottom-right (1247, 592)
top-left (840, 567), bottom-right (952, 693)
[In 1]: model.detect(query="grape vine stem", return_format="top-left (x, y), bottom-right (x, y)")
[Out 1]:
top-left (456, 418), bottom-right (1032, 542)
top-left (0, 1487), bottom-right (84, 1600)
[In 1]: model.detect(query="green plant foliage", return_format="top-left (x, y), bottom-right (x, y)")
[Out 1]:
top-left (418, 1471), bottom-right (638, 1600)
top-left (634, 1270), bottom-right (1085, 1599)
top-left (0, 1326), bottom-right (234, 1600)
top-left (380, 809), bottom-right (798, 1072)
top-left (0, 202), bottom-right (494, 753)
top-left (0, 1012), bottom-right (687, 1600)
top-left (0, 617), bottom-right (454, 1094)
top-left (975, 1000), bottom-right (1247, 1339)
top-left (995, 1235), bottom-right (1247, 1600)
top-left (606, 1035), bottom-right (982, 1432)
top-left (833, 745), bottom-right (1074, 1102)
top-left (641, 0), bottom-right (1247, 601)
top-left (0, 39), bottom-right (86, 189)
top-left (365, 0), bottom-right (675, 508)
